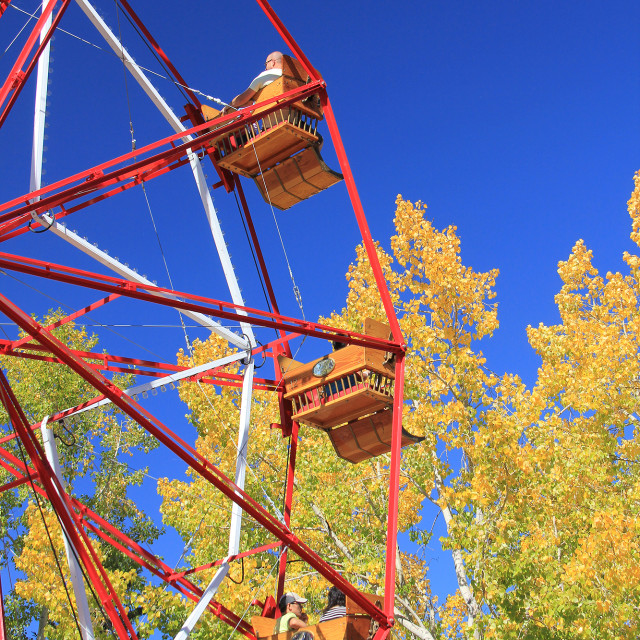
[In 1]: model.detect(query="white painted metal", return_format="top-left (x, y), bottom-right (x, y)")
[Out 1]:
top-left (29, 0), bottom-right (52, 197)
top-left (73, 0), bottom-right (256, 346)
top-left (30, 14), bottom-right (96, 637)
top-left (173, 359), bottom-right (255, 640)
top-left (41, 416), bottom-right (96, 640)
top-left (29, 7), bottom-right (262, 638)
top-left (39, 214), bottom-right (250, 350)
top-left (67, 351), bottom-right (249, 417)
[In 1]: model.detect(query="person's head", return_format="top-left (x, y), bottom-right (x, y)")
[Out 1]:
top-left (278, 592), bottom-right (307, 616)
top-left (265, 51), bottom-right (284, 70)
top-left (326, 586), bottom-right (346, 610)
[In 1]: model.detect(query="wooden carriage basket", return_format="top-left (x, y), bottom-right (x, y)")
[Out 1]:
top-left (201, 55), bottom-right (342, 210)
top-left (278, 319), bottom-right (422, 463)
top-left (251, 594), bottom-right (384, 640)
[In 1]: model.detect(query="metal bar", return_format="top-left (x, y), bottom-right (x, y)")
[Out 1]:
top-left (0, 293), bottom-right (390, 626)
top-left (69, 351), bottom-right (249, 419)
top-left (0, 448), bottom-right (254, 637)
top-left (41, 418), bottom-right (96, 640)
top-left (0, 474), bottom-right (35, 492)
top-left (174, 359), bottom-right (255, 640)
top-left (42, 217), bottom-right (249, 349)
top-left (383, 355), bottom-right (406, 626)
top-left (12, 293), bottom-right (119, 349)
top-left (0, 373), bottom-right (138, 639)
top-left (0, 252), bottom-right (403, 353)
top-left (74, 0), bottom-right (253, 345)
top-left (29, 0), bottom-right (53, 198)
top-left (173, 541), bottom-right (281, 580)
top-left (0, 81), bottom-right (324, 231)
top-left (320, 93), bottom-right (404, 345)
top-left (116, 0), bottom-right (201, 108)
top-left (0, 569), bottom-right (6, 640)
top-left (233, 175), bottom-right (292, 357)
top-left (0, 0), bottom-right (13, 17)
top-left (276, 418), bottom-right (299, 602)
top-left (0, 0), bottom-right (72, 130)
top-left (255, 0), bottom-right (321, 82)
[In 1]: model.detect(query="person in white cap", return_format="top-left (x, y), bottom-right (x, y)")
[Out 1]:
top-left (273, 592), bottom-right (309, 634)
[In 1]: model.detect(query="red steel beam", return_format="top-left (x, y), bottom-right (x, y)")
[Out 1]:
top-left (168, 541), bottom-right (281, 581)
top-left (0, 81), bottom-right (323, 236)
top-left (320, 93), bottom-right (403, 347)
top-left (0, 0), bottom-right (12, 18)
top-left (116, 0), bottom-right (201, 109)
top-left (0, 569), bottom-right (6, 640)
top-left (0, 447), bottom-right (254, 637)
top-left (276, 418), bottom-right (299, 602)
top-left (0, 0), bottom-right (72, 130)
top-left (256, 0), bottom-right (321, 83)
top-left (383, 355), bottom-right (405, 626)
top-left (0, 374), bottom-right (138, 639)
top-left (11, 293), bottom-right (120, 348)
top-left (0, 339), bottom-right (277, 389)
top-left (0, 292), bottom-right (391, 627)
top-left (0, 252), bottom-right (402, 354)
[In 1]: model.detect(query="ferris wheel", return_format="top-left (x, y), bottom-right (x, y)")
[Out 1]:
top-left (0, 2), bottom-right (419, 638)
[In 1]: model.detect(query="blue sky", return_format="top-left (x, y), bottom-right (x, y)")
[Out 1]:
top-left (0, 0), bottom-right (639, 631)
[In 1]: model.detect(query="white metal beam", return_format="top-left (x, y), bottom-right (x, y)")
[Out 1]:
top-left (174, 359), bottom-right (255, 640)
top-left (41, 417), bottom-right (96, 640)
top-left (73, 0), bottom-right (256, 347)
top-left (66, 351), bottom-right (249, 417)
top-left (40, 214), bottom-right (250, 350)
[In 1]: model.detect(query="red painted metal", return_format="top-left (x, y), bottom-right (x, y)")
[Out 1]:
top-left (0, 373), bottom-right (139, 638)
top-left (0, 1), bottom-right (408, 634)
top-left (234, 177), bottom-right (283, 322)
top-left (0, 252), bottom-right (402, 353)
top-left (11, 293), bottom-right (120, 349)
top-left (383, 355), bottom-right (406, 625)
top-left (0, 0), bottom-right (12, 18)
top-left (0, 446), bottom-right (255, 637)
top-left (173, 541), bottom-right (282, 580)
top-left (116, 0), bottom-right (201, 109)
top-left (320, 94), bottom-right (403, 347)
top-left (0, 81), bottom-right (324, 235)
top-left (0, 291), bottom-right (390, 627)
top-left (256, 0), bottom-right (321, 83)
top-left (0, 0), bottom-right (72, 130)
top-left (276, 417), bottom-right (299, 603)
top-left (0, 569), bottom-right (6, 640)
top-left (0, 474), bottom-right (35, 492)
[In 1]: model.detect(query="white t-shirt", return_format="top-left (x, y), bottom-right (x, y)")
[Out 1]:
top-left (249, 68), bottom-right (283, 92)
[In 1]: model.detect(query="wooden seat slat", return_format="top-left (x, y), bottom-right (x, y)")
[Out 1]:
top-left (251, 614), bottom-right (371, 640)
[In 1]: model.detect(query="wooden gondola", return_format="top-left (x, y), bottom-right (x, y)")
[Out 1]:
top-left (277, 319), bottom-right (423, 463)
top-left (201, 55), bottom-right (342, 210)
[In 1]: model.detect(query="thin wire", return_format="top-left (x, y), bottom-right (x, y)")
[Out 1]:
top-left (224, 553), bottom-right (282, 640)
top-left (111, 1), bottom-right (194, 356)
top-left (232, 188), bottom-right (273, 317)
top-left (0, 322), bottom-right (243, 328)
top-left (0, 269), bottom-right (169, 360)
top-left (195, 379), bottom-right (284, 521)
top-left (1, 1), bottom-right (43, 59)
top-left (114, 0), bottom-right (190, 106)
top-left (8, 3), bottom-right (229, 107)
top-left (140, 183), bottom-right (194, 356)
top-left (250, 140), bottom-right (305, 319)
top-left (9, 419), bottom-right (84, 639)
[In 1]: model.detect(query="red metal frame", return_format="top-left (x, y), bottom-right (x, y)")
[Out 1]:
top-left (0, 1), bottom-right (406, 637)
top-left (0, 0), bottom-right (13, 18)
top-left (0, 445), bottom-right (255, 636)
top-left (0, 0), bottom-right (72, 129)
top-left (0, 569), bottom-right (5, 640)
